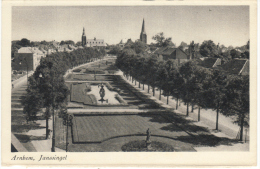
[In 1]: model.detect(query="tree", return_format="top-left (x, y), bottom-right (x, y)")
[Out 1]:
top-left (230, 49), bottom-right (241, 59)
top-left (152, 32), bottom-right (173, 47)
top-left (205, 70), bottom-right (228, 130)
top-left (21, 77), bottom-right (44, 122)
top-left (108, 45), bottom-right (121, 55)
top-left (178, 41), bottom-right (188, 50)
top-left (76, 41), bottom-right (81, 46)
top-left (146, 55), bottom-right (159, 96)
top-left (224, 75), bottom-right (249, 141)
top-left (192, 66), bottom-right (214, 121)
top-left (178, 61), bottom-right (198, 116)
top-left (19, 38), bottom-right (31, 47)
top-left (11, 43), bottom-right (21, 58)
top-left (131, 41), bottom-right (147, 54)
top-left (162, 60), bottom-right (179, 105)
top-left (199, 40), bottom-right (218, 57)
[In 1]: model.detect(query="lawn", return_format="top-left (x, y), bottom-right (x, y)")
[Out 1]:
top-left (70, 83), bottom-right (97, 105)
top-left (71, 114), bottom-right (188, 143)
top-left (54, 112), bottom-right (197, 152)
top-left (65, 74), bottom-right (112, 81)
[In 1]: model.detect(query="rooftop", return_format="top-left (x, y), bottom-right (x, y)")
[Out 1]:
top-left (217, 59), bottom-right (249, 75)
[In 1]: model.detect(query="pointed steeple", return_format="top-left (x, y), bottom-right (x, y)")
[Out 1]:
top-left (82, 27), bottom-right (86, 46)
top-left (140, 18), bottom-right (147, 44)
top-left (82, 27), bottom-right (85, 36)
top-left (141, 18), bottom-right (146, 34)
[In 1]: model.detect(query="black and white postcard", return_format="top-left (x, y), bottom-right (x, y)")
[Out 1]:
top-left (2, 0), bottom-right (258, 167)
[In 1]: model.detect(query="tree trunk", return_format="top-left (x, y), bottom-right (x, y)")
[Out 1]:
top-left (135, 80), bottom-right (136, 85)
top-left (132, 77), bottom-right (134, 83)
top-left (159, 89), bottom-right (161, 100)
top-left (153, 87), bottom-right (155, 96)
top-left (143, 83), bottom-right (144, 90)
top-left (139, 81), bottom-right (140, 88)
top-left (46, 115), bottom-right (49, 139)
top-left (186, 102), bottom-right (189, 116)
top-left (198, 107), bottom-right (201, 121)
top-left (148, 85), bottom-right (150, 93)
top-left (216, 102), bottom-right (219, 131)
top-left (176, 96), bottom-right (178, 110)
top-left (167, 95), bottom-right (169, 105)
top-left (240, 112), bottom-right (245, 141)
top-left (191, 104), bottom-right (194, 112)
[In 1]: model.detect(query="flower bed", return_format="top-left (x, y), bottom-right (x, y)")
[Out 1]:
top-left (70, 83), bottom-right (97, 105)
top-left (73, 68), bottom-right (82, 72)
top-left (121, 140), bottom-right (174, 152)
top-left (84, 69), bottom-right (106, 74)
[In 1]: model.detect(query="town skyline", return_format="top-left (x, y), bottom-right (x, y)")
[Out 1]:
top-left (12, 6), bottom-right (249, 47)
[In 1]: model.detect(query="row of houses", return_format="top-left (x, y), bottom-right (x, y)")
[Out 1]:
top-left (12, 41), bottom-right (80, 72)
top-left (153, 46), bottom-right (249, 76)
top-left (116, 38), bottom-right (249, 76)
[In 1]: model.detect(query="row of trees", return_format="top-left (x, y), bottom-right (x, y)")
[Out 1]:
top-left (21, 47), bottom-right (106, 138)
top-left (116, 48), bottom-right (249, 141)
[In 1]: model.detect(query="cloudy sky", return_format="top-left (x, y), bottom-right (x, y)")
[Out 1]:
top-left (12, 6), bottom-right (249, 47)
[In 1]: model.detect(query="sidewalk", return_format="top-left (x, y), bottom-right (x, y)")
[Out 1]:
top-left (119, 72), bottom-right (249, 151)
top-left (12, 71), bottom-right (34, 91)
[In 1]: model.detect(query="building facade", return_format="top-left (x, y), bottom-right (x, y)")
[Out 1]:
top-left (12, 47), bottom-right (44, 71)
top-left (81, 28), bottom-right (105, 48)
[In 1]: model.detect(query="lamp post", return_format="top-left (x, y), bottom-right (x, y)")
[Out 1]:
top-left (63, 113), bottom-right (73, 152)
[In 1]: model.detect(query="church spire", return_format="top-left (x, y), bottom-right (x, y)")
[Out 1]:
top-left (82, 27), bottom-right (85, 36)
top-left (141, 18), bottom-right (146, 34)
top-left (140, 18), bottom-right (147, 44)
top-left (82, 27), bottom-right (86, 46)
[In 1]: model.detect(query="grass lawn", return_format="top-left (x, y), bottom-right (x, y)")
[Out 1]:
top-left (55, 113), bottom-right (197, 152)
top-left (54, 111), bottom-right (241, 152)
top-left (72, 114), bottom-right (188, 143)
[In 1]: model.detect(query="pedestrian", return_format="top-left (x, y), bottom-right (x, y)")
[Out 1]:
top-left (12, 84), bottom-right (14, 89)
top-left (48, 130), bottom-right (52, 139)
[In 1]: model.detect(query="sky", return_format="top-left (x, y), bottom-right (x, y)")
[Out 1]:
top-left (12, 6), bottom-right (249, 47)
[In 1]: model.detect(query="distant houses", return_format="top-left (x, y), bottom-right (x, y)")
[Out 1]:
top-left (11, 40), bottom-right (80, 72)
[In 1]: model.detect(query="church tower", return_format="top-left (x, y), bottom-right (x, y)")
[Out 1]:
top-left (140, 19), bottom-right (147, 44)
top-left (82, 27), bottom-right (86, 46)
